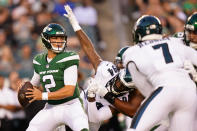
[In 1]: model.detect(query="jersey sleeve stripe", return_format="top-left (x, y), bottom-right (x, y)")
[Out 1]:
top-left (131, 87), bottom-right (163, 129)
top-left (33, 59), bottom-right (41, 65)
top-left (56, 55), bottom-right (80, 63)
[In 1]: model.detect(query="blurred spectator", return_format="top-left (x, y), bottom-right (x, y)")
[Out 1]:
top-left (161, 0), bottom-right (185, 33)
top-left (0, 75), bottom-right (10, 131)
top-left (11, 0), bottom-right (32, 20)
top-left (17, 44), bottom-right (34, 78)
top-left (7, 71), bottom-right (27, 131)
top-left (74, 0), bottom-right (97, 26)
top-left (74, 0), bottom-right (106, 50)
top-left (0, 46), bottom-right (19, 77)
top-left (53, 0), bottom-right (76, 16)
top-left (0, 7), bottom-right (13, 44)
top-left (0, 30), bottom-right (8, 56)
top-left (183, 0), bottom-right (197, 16)
top-left (130, 0), bottom-right (186, 35)
top-left (0, 7), bottom-right (10, 28)
top-left (31, 0), bottom-right (54, 13)
top-left (0, 73), bottom-right (26, 131)
top-left (92, 0), bottom-right (106, 3)
top-left (34, 37), bottom-right (45, 54)
top-left (53, 0), bottom-right (77, 36)
top-left (33, 11), bottom-right (52, 40)
top-left (12, 14), bottom-right (34, 47)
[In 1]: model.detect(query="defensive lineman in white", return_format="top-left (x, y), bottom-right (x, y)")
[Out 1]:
top-left (64, 5), bottom-right (144, 131)
top-left (122, 15), bottom-right (197, 131)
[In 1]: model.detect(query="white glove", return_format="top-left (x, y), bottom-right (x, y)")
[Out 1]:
top-left (96, 86), bottom-right (109, 98)
top-left (87, 78), bottom-right (99, 98)
top-left (184, 60), bottom-right (197, 82)
top-left (64, 5), bottom-right (81, 31)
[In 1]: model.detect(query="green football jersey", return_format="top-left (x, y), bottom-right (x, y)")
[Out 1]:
top-left (33, 51), bottom-right (80, 105)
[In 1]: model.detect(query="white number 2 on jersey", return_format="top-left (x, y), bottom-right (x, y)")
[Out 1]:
top-left (43, 75), bottom-right (56, 92)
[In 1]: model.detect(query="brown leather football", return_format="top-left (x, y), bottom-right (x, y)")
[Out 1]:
top-left (18, 81), bottom-right (33, 108)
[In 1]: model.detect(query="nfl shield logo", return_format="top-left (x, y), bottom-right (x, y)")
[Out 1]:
top-left (46, 64), bottom-right (49, 68)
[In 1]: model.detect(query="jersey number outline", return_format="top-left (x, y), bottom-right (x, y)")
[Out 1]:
top-left (152, 43), bottom-right (173, 64)
top-left (43, 75), bottom-right (56, 92)
top-left (122, 96), bottom-right (128, 102)
top-left (107, 65), bottom-right (118, 76)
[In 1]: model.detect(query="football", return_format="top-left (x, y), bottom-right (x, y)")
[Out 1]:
top-left (18, 81), bottom-right (33, 108)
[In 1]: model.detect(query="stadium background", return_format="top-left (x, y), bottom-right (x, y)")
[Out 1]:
top-left (0, 0), bottom-right (196, 130)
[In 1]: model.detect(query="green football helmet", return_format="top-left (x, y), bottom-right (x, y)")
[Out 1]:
top-left (184, 12), bottom-right (197, 47)
top-left (41, 23), bottom-right (67, 53)
top-left (114, 46), bottom-right (129, 69)
top-left (133, 15), bottom-right (162, 43)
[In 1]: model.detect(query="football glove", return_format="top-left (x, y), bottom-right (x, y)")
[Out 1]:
top-left (184, 60), bottom-right (197, 82)
top-left (64, 5), bottom-right (81, 31)
top-left (87, 78), bottom-right (99, 98)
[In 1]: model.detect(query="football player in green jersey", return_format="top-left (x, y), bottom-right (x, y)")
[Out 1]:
top-left (173, 12), bottom-right (197, 83)
top-left (183, 12), bottom-right (197, 131)
top-left (25, 23), bottom-right (89, 131)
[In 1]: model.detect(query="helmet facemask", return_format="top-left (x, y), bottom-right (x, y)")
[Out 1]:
top-left (41, 23), bottom-right (67, 53)
top-left (114, 46), bottom-right (129, 70)
top-left (49, 36), bottom-right (67, 53)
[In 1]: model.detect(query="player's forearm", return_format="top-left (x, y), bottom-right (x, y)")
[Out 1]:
top-left (76, 30), bottom-right (102, 70)
top-left (112, 99), bottom-right (137, 117)
top-left (64, 5), bottom-right (102, 70)
top-left (47, 85), bottom-right (75, 100)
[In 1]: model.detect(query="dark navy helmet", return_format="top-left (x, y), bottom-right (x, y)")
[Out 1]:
top-left (133, 15), bottom-right (162, 43)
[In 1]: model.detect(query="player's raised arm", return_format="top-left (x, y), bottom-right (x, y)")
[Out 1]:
top-left (64, 5), bottom-right (102, 71)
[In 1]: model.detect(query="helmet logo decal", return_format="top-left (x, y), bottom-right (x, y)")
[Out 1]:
top-left (43, 27), bottom-right (52, 32)
top-left (186, 24), bottom-right (194, 31)
top-left (56, 32), bottom-right (64, 34)
top-left (150, 24), bottom-right (156, 29)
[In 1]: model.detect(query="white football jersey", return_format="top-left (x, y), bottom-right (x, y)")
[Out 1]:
top-left (82, 61), bottom-right (130, 107)
top-left (123, 37), bottom-right (197, 90)
top-left (94, 61), bottom-right (118, 88)
top-left (80, 61), bottom-right (131, 130)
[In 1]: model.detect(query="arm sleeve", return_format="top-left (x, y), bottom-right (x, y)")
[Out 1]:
top-left (30, 71), bottom-right (40, 87)
top-left (88, 101), bottom-right (112, 123)
top-left (184, 45), bottom-right (197, 67)
top-left (127, 62), bottom-right (153, 97)
top-left (64, 65), bottom-right (78, 86)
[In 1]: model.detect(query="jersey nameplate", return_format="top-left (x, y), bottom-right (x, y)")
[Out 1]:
top-left (138, 37), bottom-right (170, 48)
top-left (39, 70), bottom-right (59, 75)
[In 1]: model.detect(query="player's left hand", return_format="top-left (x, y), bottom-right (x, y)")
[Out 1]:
top-left (96, 86), bottom-right (109, 98)
top-left (87, 78), bottom-right (99, 98)
top-left (25, 87), bottom-right (42, 103)
top-left (64, 5), bottom-right (81, 31)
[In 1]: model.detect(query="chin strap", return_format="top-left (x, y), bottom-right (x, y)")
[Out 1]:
top-left (190, 42), bottom-right (197, 50)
